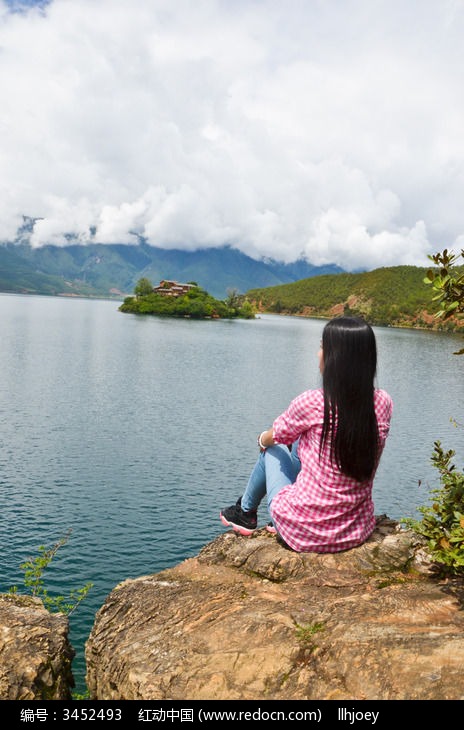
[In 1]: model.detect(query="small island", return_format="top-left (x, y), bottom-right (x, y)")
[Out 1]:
top-left (119, 278), bottom-right (255, 319)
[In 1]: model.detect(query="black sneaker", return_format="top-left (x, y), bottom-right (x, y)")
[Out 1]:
top-left (220, 497), bottom-right (257, 536)
top-left (266, 521), bottom-right (277, 534)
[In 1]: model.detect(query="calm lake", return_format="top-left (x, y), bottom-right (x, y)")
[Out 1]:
top-left (0, 292), bottom-right (463, 694)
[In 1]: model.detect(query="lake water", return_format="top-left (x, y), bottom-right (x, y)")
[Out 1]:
top-left (0, 292), bottom-right (463, 695)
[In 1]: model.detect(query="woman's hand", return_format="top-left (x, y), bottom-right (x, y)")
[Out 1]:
top-left (257, 428), bottom-right (274, 452)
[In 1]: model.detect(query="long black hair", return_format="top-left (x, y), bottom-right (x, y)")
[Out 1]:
top-left (319, 316), bottom-right (379, 482)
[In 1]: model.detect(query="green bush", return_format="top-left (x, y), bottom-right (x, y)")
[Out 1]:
top-left (401, 249), bottom-right (464, 574)
top-left (403, 442), bottom-right (464, 575)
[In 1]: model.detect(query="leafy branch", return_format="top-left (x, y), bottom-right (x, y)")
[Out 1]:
top-left (424, 248), bottom-right (464, 353)
top-left (9, 529), bottom-right (93, 615)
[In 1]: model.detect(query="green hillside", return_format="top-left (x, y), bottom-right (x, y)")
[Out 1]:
top-left (0, 244), bottom-right (100, 297)
top-left (246, 265), bottom-right (463, 331)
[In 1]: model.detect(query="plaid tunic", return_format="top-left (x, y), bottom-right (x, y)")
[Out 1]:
top-left (270, 388), bottom-right (393, 553)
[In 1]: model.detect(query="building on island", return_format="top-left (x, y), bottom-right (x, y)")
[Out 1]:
top-left (153, 280), bottom-right (197, 297)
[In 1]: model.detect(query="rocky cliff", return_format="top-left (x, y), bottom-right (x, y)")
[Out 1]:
top-left (85, 517), bottom-right (464, 700)
top-left (2, 518), bottom-right (464, 701)
top-left (0, 594), bottom-right (74, 700)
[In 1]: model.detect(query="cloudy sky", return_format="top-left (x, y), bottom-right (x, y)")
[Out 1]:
top-left (1, 0), bottom-right (463, 270)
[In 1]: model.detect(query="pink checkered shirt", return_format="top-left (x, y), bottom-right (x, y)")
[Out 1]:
top-left (270, 388), bottom-right (393, 553)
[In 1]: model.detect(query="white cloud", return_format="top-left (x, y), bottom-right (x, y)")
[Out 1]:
top-left (1, 0), bottom-right (464, 269)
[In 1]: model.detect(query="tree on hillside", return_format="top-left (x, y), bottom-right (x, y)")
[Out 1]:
top-left (134, 277), bottom-right (153, 298)
top-left (226, 288), bottom-right (241, 310)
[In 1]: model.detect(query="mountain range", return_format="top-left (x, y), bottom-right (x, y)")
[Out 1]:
top-left (2, 238), bottom-right (462, 333)
top-left (0, 240), bottom-right (343, 300)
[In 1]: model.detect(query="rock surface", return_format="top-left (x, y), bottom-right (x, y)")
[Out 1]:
top-left (0, 594), bottom-right (74, 700)
top-left (85, 517), bottom-right (464, 700)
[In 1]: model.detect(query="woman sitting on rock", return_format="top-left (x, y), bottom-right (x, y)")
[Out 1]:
top-left (220, 315), bottom-right (393, 553)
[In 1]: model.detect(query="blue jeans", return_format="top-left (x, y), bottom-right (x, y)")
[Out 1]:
top-left (241, 441), bottom-right (301, 513)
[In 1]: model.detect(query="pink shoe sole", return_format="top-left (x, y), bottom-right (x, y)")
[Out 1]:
top-left (220, 513), bottom-right (256, 536)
